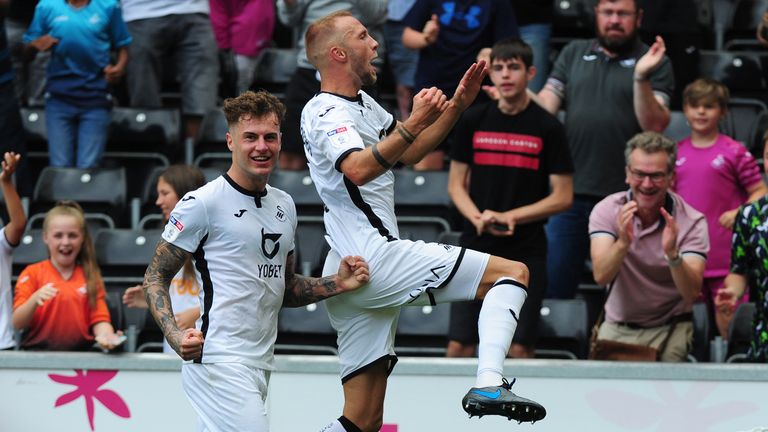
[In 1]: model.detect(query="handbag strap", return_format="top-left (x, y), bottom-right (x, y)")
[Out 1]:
top-left (592, 280), bottom-right (679, 360)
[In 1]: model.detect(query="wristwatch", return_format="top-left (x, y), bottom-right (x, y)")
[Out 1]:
top-left (664, 253), bottom-right (683, 267)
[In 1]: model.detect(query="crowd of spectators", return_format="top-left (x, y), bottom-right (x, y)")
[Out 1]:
top-left (0, 0), bottom-right (767, 363)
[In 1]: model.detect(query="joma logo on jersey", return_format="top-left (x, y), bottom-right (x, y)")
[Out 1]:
top-left (257, 264), bottom-right (283, 278)
top-left (275, 206), bottom-right (286, 222)
top-left (261, 228), bottom-right (282, 259)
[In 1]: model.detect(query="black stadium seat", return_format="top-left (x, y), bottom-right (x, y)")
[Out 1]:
top-left (698, 50), bottom-right (767, 95)
top-left (108, 107), bottom-right (181, 155)
top-left (95, 228), bottom-right (162, 279)
top-left (32, 167), bottom-right (128, 224)
top-left (535, 298), bottom-right (589, 359)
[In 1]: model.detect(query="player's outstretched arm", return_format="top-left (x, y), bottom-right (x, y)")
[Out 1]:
top-left (143, 239), bottom-right (200, 359)
top-left (283, 254), bottom-right (369, 307)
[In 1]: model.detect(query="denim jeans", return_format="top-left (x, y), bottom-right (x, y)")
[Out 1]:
top-left (519, 23), bottom-right (552, 92)
top-left (45, 96), bottom-right (109, 168)
top-left (544, 195), bottom-right (602, 299)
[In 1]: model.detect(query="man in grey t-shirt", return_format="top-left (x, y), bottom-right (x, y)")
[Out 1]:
top-left (530, 0), bottom-right (674, 300)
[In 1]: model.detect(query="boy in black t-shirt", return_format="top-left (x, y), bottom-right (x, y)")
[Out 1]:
top-left (446, 38), bottom-right (574, 359)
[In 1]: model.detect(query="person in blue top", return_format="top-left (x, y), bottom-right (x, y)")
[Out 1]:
top-left (23, 0), bottom-right (131, 169)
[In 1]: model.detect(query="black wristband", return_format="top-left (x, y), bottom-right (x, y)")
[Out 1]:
top-left (371, 143), bottom-right (392, 169)
top-left (397, 125), bottom-right (416, 144)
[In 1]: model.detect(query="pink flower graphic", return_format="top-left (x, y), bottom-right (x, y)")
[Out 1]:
top-left (48, 369), bottom-right (131, 431)
top-left (586, 381), bottom-right (759, 431)
top-left (380, 424), bottom-right (398, 432)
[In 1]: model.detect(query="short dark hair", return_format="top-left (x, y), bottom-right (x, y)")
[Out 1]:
top-left (222, 91), bottom-right (286, 128)
top-left (490, 37), bottom-right (534, 68)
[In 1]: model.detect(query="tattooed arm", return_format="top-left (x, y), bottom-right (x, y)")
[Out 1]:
top-left (143, 239), bottom-right (203, 360)
top-left (282, 254), bottom-right (370, 307)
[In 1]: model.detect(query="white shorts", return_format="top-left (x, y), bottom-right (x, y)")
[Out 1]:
top-left (182, 363), bottom-right (271, 432)
top-left (322, 239), bottom-right (489, 382)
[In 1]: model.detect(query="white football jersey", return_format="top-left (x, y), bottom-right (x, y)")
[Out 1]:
top-left (162, 174), bottom-right (297, 369)
top-left (301, 90), bottom-right (398, 257)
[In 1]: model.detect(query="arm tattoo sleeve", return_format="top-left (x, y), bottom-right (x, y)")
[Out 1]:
top-left (282, 253), bottom-right (342, 307)
top-left (143, 239), bottom-right (190, 352)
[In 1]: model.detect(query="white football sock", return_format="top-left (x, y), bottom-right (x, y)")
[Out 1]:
top-left (475, 277), bottom-right (527, 388)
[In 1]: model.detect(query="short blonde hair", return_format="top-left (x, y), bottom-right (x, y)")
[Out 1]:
top-left (305, 11), bottom-right (353, 69)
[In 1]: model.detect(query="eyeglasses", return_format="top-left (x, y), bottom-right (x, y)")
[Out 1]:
top-left (628, 168), bottom-right (669, 184)
top-left (596, 9), bottom-right (637, 19)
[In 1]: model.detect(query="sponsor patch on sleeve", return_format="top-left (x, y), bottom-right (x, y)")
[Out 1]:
top-left (326, 126), bottom-right (349, 146)
top-left (162, 215), bottom-right (184, 242)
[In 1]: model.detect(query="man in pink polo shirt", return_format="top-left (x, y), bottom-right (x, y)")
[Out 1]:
top-left (589, 131), bottom-right (709, 361)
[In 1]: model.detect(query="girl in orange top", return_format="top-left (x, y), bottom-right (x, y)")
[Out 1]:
top-left (12, 201), bottom-right (123, 350)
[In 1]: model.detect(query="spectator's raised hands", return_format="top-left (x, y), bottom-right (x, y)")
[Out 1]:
top-left (617, 200), bottom-right (637, 246)
top-left (0, 152), bottom-right (21, 182)
top-left (634, 36), bottom-right (666, 80)
top-left (660, 207), bottom-right (679, 257)
top-left (34, 283), bottom-right (58, 306)
top-left (423, 14), bottom-right (440, 45)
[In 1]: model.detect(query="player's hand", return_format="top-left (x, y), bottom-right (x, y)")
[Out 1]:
top-left (0, 152), bottom-right (20, 183)
top-left (451, 60), bottom-right (488, 111)
top-left (95, 330), bottom-right (125, 351)
top-left (103, 64), bottom-right (125, 84)
top-left (336, 255), bottom-right (370, 293)
top-left (176, 328), bottom-right (204, 360)
top-left (718, 208), bottom-right (738, 230)
top-left (660, 207), bottom-right (679, 258)
top-left (30, 34), bottom-right (58, 52)
top-left (422, 14), bottom-right (440, 45)
top-left (634, 35), bottom-right (666, 80)
top-left (122, 285), bottom-right (149, 308)
top-left (616, 200), bottom-right (637, 247)
top-left (34, 283), bottom-right (58, 306)
top-left (175, 307), bottom-right (200, 330)
top-left (407, 87), bottom-right (448, 134)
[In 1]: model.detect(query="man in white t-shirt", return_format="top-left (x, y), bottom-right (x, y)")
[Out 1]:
top-left (301, 12), bottom-right (546, 432)
top-left (142, 91), bottom-right (370, 432)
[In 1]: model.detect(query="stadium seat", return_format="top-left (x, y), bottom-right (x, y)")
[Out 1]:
top-left (437, 230), bottom-right (461, 246)
top-left (108, 107), bottom-right (181, 155)
top-left (663, 110), bottom-right (692, 142)
top-left (396, 216), bottom-right (451, 243)
top-left (276, 301), bottom-right (338, 355)
top-left (726, 302), bottom-right (756, 362)
top-left (698, 50), bottom-right (767, 94)
top-left (295, 215), bottom-right (327, 277)
top-left (552, 0), bottom-right (594, 40)
top-left (32, 166), bottom-right (127, 223)
top-left (12, 229), bottom-right (47, 277)
top-left (252, 47), bottom-right (300, 96)
top-left (95, 228), bottom-right (163, 280)
top-left (535, 298), bottom-right (589, 359)
top-left (690, 302), bottom-right (713, 362)
top-left (722, 97), bottom-right (768, 152)
top-left (104, 289), bottom-right (124, 334)
top-left (19, 107), bottom-right (47, 152)
top-left (724, 0), bottom-right (768, 49)
top-left (393, 169), bottom-right (452, 222)
top-left (712, 0), bottom-right (742, 49)
top-left (396, 303), bottom-right (450, 356)
top-left (269, 169), bottom-right (324, 215)
top-left (195, 108), bottom-right (229, 158)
